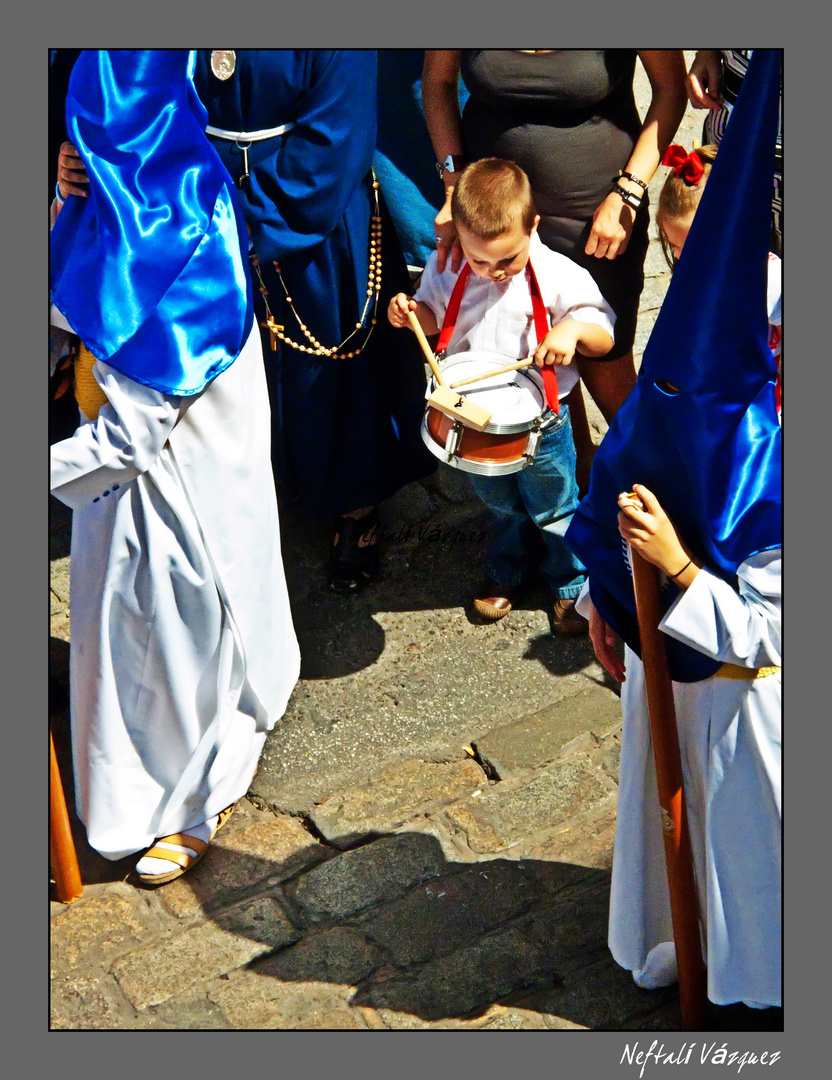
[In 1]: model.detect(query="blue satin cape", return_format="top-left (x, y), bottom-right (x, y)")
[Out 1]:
top-left (50, 50), bottom-right (253, 396)
top-left (565, 49), bottom-right (782, 682)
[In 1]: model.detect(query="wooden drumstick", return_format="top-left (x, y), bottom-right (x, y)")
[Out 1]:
top-left (406, 310), bottom-right (492, 432)
top-left (449, 357), bottom-right (535, 389)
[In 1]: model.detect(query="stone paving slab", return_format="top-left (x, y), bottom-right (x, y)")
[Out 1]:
top-left (158, 812), bottom-right (331, 920)
top-left (351, 924), bottom-right (557, 1021)
top-left (442, 750), bottom-right (619, 854)
top-left (505, 797), bottom-right (619, 873)
top-left (309, 756), bottom-right (486, 847)
top-left (363, 1002), bottom-right (564, 1030)
top-left (255, 926), bottom-right (384, 987)
top-left (529, 954), bottom-right (680, 1032)
top-left (127, 992), bottom-right (234, 1030)
top-left (516, 876), bottom-right (614, 976)
top-left (50, 970), bottom-right (139, 1030)
top-left (111, 894), bottom-right (300, 1009)
top-left (472, 685), bottom-right (622, 780)
top-left (206, 969), bottom-right (370, 1030)
top-left (289, 832), bottom-right (449, 923)
top-left (50, 882), bottom-right (165, 977)
top-left (354, 860), bottom-right (542, 968)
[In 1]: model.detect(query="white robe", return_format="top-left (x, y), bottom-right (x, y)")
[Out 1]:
top-left (50, 328), bottom-right (301, 860)
top-left (605, 550), bottom-right (781, 1007)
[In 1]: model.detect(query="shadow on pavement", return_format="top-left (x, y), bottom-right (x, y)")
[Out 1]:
top-left (278, 496), bottom-right (597, 682)
top-left (50, 713), bottom-right (781, 1033)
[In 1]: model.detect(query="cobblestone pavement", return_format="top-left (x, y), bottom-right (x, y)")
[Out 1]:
top-left (50, 62), bottom-right (780, 1031)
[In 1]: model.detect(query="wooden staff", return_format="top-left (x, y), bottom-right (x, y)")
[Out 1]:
top-left (50, 730), bottom-right (83, 903)
top-left (629, 542), bottom-right (708, 1030)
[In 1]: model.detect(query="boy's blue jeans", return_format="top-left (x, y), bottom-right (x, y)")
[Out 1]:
top-left (467, 403), bottom-right (586, 599)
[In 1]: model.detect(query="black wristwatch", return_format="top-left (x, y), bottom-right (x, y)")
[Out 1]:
top-left (612, 181), bottom-right (643, 211)
top-left (436, 154), bottom-right (467, 180)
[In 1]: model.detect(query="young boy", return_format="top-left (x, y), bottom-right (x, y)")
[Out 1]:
top-left (388, 158), bottom-right (615, 633)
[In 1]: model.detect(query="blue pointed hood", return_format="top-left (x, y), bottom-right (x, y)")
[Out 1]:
top-left (565, 49), bottom-right (782, 682)
top-left (50, 50), bottom-right (253, 396)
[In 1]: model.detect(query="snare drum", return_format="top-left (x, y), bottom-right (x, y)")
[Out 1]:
top-left (421, 352), bottom-right (552, 476)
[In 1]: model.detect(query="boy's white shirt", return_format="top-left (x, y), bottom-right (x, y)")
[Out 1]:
top-left (413, 232), bottom-right (616, 401)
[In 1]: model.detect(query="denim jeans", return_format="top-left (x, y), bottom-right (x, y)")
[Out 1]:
top-left (467, 403), bottom-right (586, 599)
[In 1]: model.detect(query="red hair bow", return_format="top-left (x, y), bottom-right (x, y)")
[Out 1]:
top-left (662, 144), bottom-right (706, 184)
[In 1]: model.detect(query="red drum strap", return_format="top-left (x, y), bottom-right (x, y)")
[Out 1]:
top-left (435, 263), bottom-right (471, 354)
top-left (435, 260), bottom-right (558, 414)
top-left (526, 261), bottom-right (559, 414)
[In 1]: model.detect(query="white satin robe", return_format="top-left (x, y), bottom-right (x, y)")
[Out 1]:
top-left (51, 328), bottom-right (301, 859)
top-left (601, 550), bottom-right (781, 1007)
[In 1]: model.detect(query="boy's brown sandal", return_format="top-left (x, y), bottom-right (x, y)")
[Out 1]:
top-left (551, 597), bottom-right (588, 637)
top-left (473, 579), bottom-right (516, 621)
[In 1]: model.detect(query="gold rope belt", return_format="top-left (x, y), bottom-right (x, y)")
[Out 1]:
top-left (74, 343), bottom-right (109, 421)
top-left (715, 663), bottom-right (780, 680)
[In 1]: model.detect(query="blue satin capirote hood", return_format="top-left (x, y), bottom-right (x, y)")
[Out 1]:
top-left (565, 49), bottom-right (782, 682)
top-left (50, 50), bottom-right (253, 396)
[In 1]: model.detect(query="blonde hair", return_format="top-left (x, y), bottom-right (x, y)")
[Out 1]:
top-left (657, 144), bottom-right (718, 270)
top-left (451, 158), bottom-right (537, 240)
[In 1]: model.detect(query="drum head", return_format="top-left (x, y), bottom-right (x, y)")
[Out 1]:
top-left (437, 352), bottom-right (545, 434)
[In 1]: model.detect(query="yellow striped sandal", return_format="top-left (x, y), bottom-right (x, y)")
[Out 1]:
top-left (136, 803), bottom-right (236, 886)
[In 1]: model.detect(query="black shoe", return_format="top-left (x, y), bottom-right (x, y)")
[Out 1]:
top-left (328, 509), bottom-right (380, 594)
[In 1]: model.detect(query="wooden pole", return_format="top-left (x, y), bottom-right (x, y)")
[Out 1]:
top-left (50, 730), bottom-right (83, 903)
top-left (629, 546), bottom-right (709, 1029)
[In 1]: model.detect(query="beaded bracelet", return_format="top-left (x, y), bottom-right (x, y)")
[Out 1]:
top-left (617, 170), bottom-right (648, 192)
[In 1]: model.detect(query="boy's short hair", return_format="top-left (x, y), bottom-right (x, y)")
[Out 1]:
top-left (451, 159), bottom-right (538, 239)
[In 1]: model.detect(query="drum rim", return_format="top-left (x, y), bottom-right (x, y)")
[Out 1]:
top-left (434, 352), bottom-right (546, 435)
top-left (420, 414), bottom-right (533, 475)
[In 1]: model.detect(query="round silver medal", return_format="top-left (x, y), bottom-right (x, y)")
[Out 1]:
top-left (210, 50), bottom-right (237, 81)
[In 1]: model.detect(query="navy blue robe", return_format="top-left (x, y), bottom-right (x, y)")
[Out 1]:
top-left (194, 49), bottom-right (434, 517)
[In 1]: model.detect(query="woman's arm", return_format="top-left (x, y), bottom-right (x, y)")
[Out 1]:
top-left (421, 50), bottom-right (465, 273)
top-left (585, 50), bottom-right (687, 260)
top-left (685, 49), bottom-right (724, 110)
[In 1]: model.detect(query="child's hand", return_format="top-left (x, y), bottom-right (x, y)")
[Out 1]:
top-left (534, 321), bottom-right (581, 367)
top-left (388, 293), bottom-right (417, 329)
top-left (588, 599), bottom-right (627, 682)
top-left (617, 484), bottom-right (698, 584)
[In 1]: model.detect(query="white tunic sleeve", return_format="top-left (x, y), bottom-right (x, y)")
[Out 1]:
top-left (412, 250), bottom-right (453, 323)
top-left (50, 362), bottom-right (182, 510)
top-left (538, 247), bottom-right (616, 339)
top-left (659, 548), bottom-right (781, 668)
